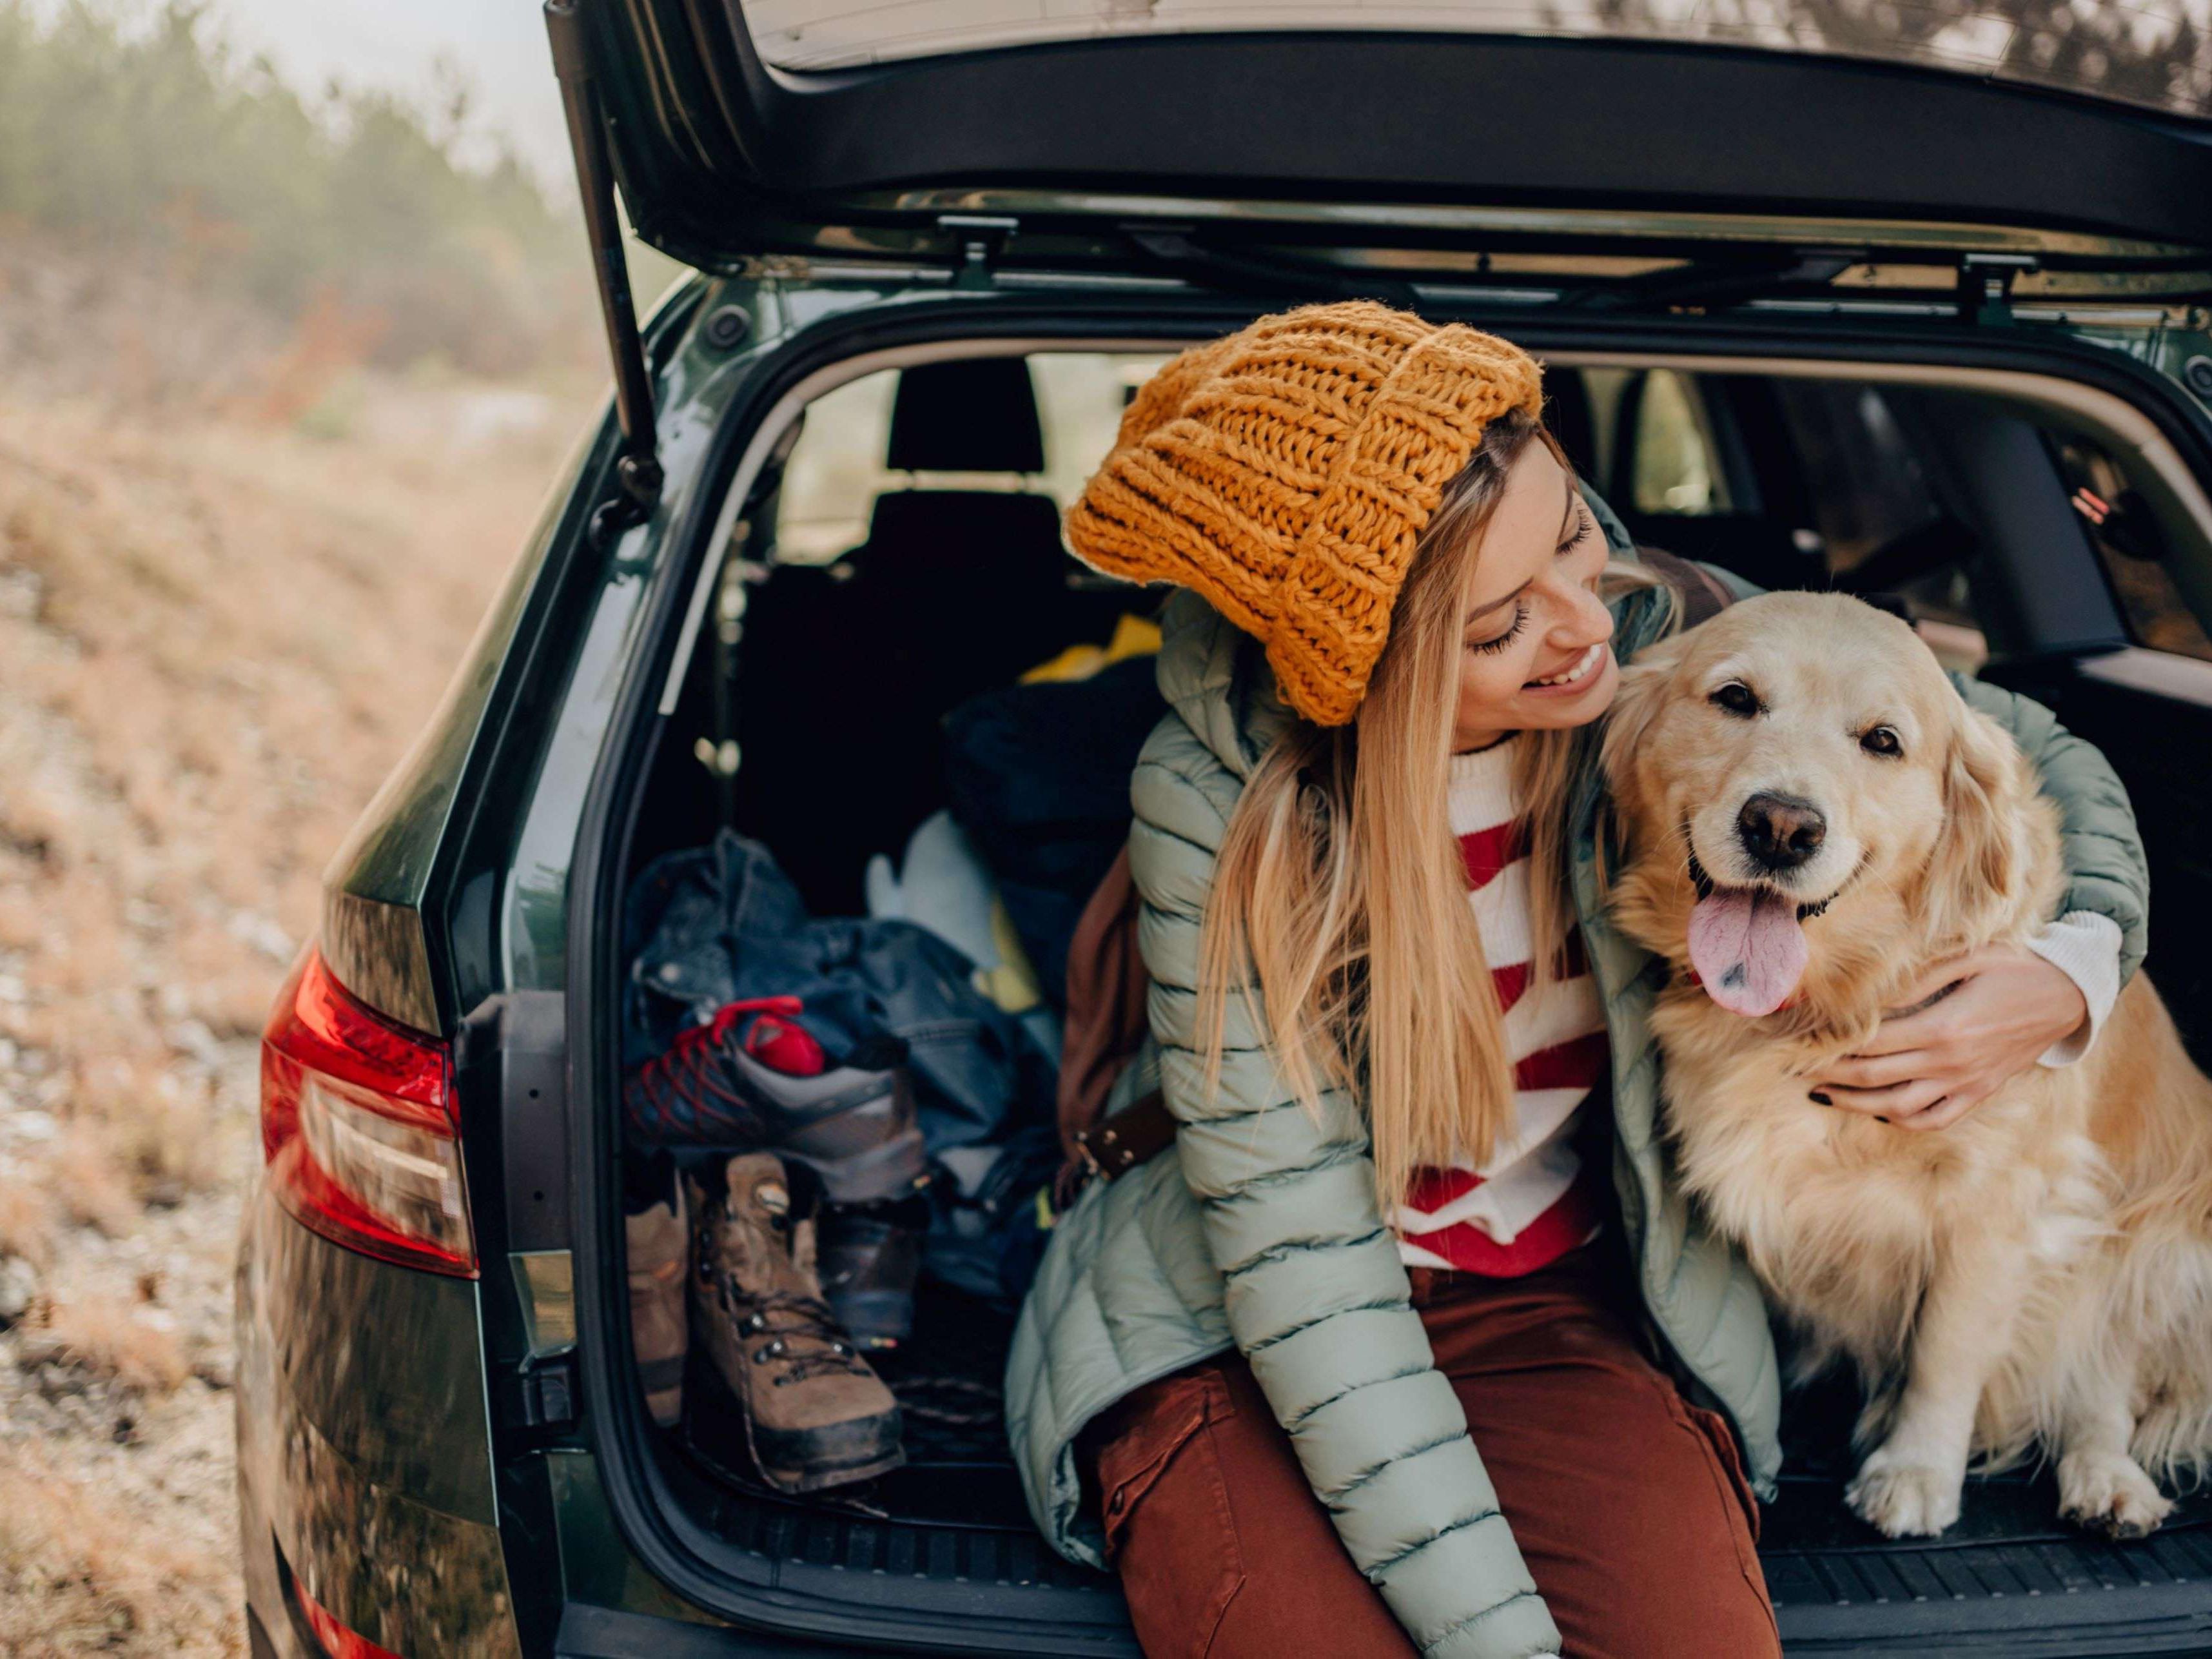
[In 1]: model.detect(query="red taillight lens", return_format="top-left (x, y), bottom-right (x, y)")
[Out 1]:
top-left (295, 1576), bottom-right (405, 1659)
top-left (261, 948), bottom-right (476, 1277)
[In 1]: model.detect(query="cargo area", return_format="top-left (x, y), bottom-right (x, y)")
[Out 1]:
top-left (589, 339), bottom-right (2212, 1655)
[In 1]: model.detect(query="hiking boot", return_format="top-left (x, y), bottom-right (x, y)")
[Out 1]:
top-left (627, 997), bottom-right (926, 1204)
top-left (816, 1197), bottom-right (925, 1350)
top-left (689, 1153), bottom-right (903, 1493)
top-left (625, 1182), bottom-right (689, 1428)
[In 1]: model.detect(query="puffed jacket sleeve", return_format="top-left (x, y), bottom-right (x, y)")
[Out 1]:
top-left (1125, 717), bottom-right (1563, 1659)
top-left (1952, 673), bottom-right (2149, 987)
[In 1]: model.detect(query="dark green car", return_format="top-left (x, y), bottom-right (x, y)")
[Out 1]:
top-left (236, 2), bottom-right (2212, 1653)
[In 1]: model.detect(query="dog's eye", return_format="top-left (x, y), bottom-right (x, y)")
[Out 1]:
top-left (1861, 725), bottom-right (1903, 758)
top-left (1708, 681), bottom-right (1761, 718)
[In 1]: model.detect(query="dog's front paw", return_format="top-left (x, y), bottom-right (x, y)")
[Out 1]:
top-left (2059, 1451), bottom-right (2173, 1540)
top-left (1846, 1453), bottom-right (1964, 1538)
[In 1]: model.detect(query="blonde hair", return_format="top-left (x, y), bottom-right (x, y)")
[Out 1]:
top-left (1197, 410), bottom-right (1646, 1218)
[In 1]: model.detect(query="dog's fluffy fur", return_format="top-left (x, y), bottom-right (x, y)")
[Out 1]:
top-left (1603, 591), bottom-right (2212, 1539)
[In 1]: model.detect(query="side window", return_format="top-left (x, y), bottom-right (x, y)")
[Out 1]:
top-left (2053, 435), bottom-right (2212, 663)
top-left (1772, 380), bottom-right (1985, 671)
top-left (1629, 370), bottom-right (1731, 516)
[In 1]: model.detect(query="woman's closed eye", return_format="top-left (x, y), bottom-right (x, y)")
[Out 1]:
top-left (1558, 506), bottom-right (1593, 555)
top-left (1467, 604), bottom-right (1529, 654)
top-left (1467, 509), bottom-right (1593, 653)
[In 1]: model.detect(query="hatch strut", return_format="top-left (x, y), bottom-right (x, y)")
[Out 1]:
top-left (545, 0), bottom-right (662, 536)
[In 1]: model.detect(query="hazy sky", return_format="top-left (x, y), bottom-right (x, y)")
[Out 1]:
top-left (210, 0), bottom-right (571, 181)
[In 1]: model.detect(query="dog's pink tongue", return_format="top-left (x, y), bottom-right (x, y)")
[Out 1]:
top-left (1688, 889), bottom-right (1808, 1016)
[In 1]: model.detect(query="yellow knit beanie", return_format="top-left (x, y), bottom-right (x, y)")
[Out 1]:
top-left (1066, 302), bottom-right (1545, 727)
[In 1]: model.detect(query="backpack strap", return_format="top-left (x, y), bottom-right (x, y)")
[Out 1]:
top-left (1056, 846), bottom-right (1152, 1155)
top-left (1639, 547), bottom-right (1737, 629)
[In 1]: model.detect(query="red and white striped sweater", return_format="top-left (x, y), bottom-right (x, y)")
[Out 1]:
top-left (1396, 738), bottom-right (1609, 1277)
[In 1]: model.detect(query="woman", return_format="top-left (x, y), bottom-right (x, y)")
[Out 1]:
top-left (1004, 304), bottom-right (2144, 1658)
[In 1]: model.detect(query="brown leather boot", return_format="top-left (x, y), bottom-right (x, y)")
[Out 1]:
top-left (688, 1153), bottom-right (903, 1493)
top-left (625, 1185), bottom-right (688, 1428)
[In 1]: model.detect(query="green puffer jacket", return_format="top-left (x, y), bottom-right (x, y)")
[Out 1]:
top-left (1005, 560), bottom-right (2149, 1658)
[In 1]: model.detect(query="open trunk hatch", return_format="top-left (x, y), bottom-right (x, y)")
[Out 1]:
top-left (569, 0), bottom-right (2212, 298)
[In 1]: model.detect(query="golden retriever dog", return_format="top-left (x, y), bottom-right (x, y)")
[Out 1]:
top-left (1602, 590), bottom-right (2212, 1540)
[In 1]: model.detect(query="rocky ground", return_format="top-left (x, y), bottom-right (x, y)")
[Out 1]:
top-left (0, 378), bottom-right (587, 1654)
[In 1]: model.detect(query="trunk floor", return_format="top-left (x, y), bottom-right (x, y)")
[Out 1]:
top-left (673, 1281), bottom-right (1035, 1533)
top-left (656, 1282), bottom-right (2212, 1616)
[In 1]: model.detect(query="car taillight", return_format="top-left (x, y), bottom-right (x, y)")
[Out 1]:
top-left (260, 947), bottom-right (476, 1277)
top-left (295, 1575), bottom-right (405, 1659)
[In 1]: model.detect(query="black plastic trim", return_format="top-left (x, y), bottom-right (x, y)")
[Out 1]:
top-left (458, 990), bottom-right (573, 1254)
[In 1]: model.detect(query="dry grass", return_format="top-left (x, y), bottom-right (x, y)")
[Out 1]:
top-left (52, 1129), bottom-right (141, 1238)
top-left (23, 1295), bottom-right (190, 1395)
top-left (0, 362), bottom-right (583, 1654)
top-left (0, 1183), bottom-right (57, 1266)
top-left (0, 1446), bottom-right (243, 1656)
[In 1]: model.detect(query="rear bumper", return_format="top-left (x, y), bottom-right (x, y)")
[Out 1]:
top-left (235, 1185), bottom-right (524, 1658)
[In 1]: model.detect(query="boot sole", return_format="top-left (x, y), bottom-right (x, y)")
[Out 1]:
top-left (750, 1408), bottom-right (905, 1493)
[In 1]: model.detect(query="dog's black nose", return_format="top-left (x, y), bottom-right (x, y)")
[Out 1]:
top-left (1737, 792), bottom-right (1826, 872)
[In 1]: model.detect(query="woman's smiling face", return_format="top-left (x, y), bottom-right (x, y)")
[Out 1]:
top-left (1451, 440), bottom-right (1618, 752)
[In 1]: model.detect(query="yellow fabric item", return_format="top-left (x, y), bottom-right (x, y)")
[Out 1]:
top-left (970, 897), bottom-right (1044, 1016)
top-left (1019, 612), bottom-right (1164, 685)
top-left (1064, 301), bottom-right (1543, 726)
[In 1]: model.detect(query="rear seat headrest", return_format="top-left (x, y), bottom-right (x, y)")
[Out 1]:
top-left (886, 358), bottom-right (1045, 475)
top-left (1542, 374), bottom-right (1598, 484)
top-left (859, 493), bottom-right (1069, 590)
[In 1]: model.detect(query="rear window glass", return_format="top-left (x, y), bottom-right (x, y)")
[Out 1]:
top-left (741, 0), bottom-right (2212, 121)
top-left (773, 353), bottom-right (1168, 565)
top-left (1629, 370), bottom-right (1732, 518)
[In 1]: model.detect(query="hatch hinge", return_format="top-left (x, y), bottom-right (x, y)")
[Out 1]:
top-left (939, 215), bottom-right (1017, 290)
top-left (545, 0), bottom-right (663, 542)
top-left (1959, 253), bottom-right (2036, 326)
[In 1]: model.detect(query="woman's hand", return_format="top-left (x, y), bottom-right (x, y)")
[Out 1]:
top-left (1810, 945), bottom-right (2088, 1131)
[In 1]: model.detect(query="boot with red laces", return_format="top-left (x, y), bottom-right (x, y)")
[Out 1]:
top-left (624, 997), bottom-right (925, 1201)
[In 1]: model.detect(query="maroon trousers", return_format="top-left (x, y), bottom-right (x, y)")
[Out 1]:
top-left (1087, 1247), bottom-right (1779, 1659)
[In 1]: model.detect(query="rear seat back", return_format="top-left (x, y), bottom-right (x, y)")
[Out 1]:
top-left (736, 357), bottom-right (1122, 912)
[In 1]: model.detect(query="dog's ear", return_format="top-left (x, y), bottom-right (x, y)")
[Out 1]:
top-left (1599, 631), bottom-right (1691, 800)
top-left (1596, 632), bottom-right (1692, 881)
top-left (1923, 701), bottom-right (2030, 941)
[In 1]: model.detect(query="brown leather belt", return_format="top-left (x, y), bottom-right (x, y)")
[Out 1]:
top-left (1069, 1088), bottom-right (1178, 1183)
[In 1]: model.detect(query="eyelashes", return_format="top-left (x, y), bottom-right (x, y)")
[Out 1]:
top-left (1557, 506), bottom-right (1594, 556)
top-left (1469, 605), bottom-right (1528, 654)
top-left (1467, 509), bottom-right (1594, 654)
